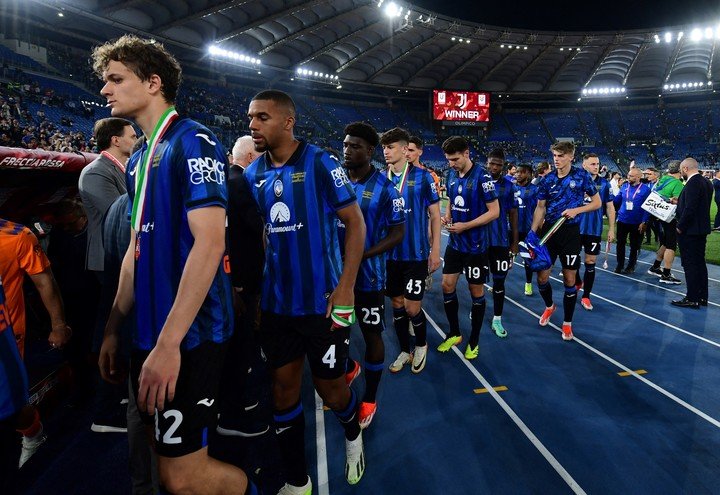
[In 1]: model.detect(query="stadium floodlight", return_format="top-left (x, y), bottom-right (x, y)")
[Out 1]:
top-left (709, 81), bottom-right (713, 86)
top-left (384, 1), bottom-right (402, 18)
top-left (560, 47), bottom-right (564, 51)
top-left (664, 32), bottom-right (672, 43)
top-left (500, 44), bottom-right (505, 48)
top-left (523, 46), bottom-right (527, 50)
top-left (691, 28), bottom-right (702, 41)
top-left (621, 87), bottom-right (626, 93)
top-left (663, 84), bottom-right (669, 90)
top-left (706, 27), bottom-right (714, 39)
top-left (452, 37), bottom-right (456, 41)
top-left (682, 83), bottom-right (687, 88)
top-left (678, 31), bottom-right (684, 40)
top-left (467, 39), bottom-right (471, 44)
top-left (654, 34), bottom-right (660, 43)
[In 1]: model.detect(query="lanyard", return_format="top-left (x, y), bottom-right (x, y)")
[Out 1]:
top-left (625, 183), bottom-right (642, 201)
top-left (101, 151), bottom-right (126, 174)
top-left (130, 107), bottom-right (179, 232)
top-left (388, 162), bottom-right (409, 194)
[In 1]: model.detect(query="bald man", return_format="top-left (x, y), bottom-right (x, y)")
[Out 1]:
top-left (232, 135), bottom-right (261, 169)
top-left (672, 158), bottom-right (712, 308)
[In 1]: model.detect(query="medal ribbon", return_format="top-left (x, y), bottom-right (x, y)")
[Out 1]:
top-left (331, 305), bottom-right (356, 329)
top-left (101, 150), bottom-right (126, 174)
top-left (388, 162), bottom-right (409, 194)
top-left (130, 107), bottom-right (179, 232)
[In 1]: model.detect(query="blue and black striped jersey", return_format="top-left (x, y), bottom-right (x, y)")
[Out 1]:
top-left (338, 169), bottom-right (405, 292)
top-left (537, 167), bottom-right (598, 225)
top-left (515, 182), bottom-right (538, 233)
top-left (488, 176), bottom-right (518, 247)
top-left (579, 175), bottom-right (611, 236)
top-left (388, 165), bottom-right (440, 261)
top-left (0, 276), bottom-right (28, 421)
top-left (245, 141), bottom-right (357, 316)
top-left (127, 118), bottom-right (234, 351)
top-left (446, 164), bottom-right (498, 254)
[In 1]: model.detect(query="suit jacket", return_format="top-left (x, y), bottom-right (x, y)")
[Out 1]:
top-left (226, 165), bottom-right (264, 296)
top-left (676, 173), bottom-right (712, 236)
top-left (78, 153), bottom-right (127, 271)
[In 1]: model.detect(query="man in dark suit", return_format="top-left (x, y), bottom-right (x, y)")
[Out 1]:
top-left (672, 158), bottom-right (713, 308)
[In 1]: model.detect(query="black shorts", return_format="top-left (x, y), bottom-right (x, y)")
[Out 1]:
top-left (542, 222), bottom-right (582, 270)
top-left (659, 219), bottom-right (677, 250)
top-left (488, 246), bottom-right (513, 276)
top-left (259, 312), bottom-right (349, 380)
top-left (518, 231), bottom-right (528, 243)
top-left (386, 260), bottom-right (428, 301)
top-left (130, 341), bottom-right (228, 458)
top-left (355, 290), bottom-right (385, 334)
top-left (442, 245), bottom-right (489, 285)
top-left (580, 235), bottom-right (602, 256)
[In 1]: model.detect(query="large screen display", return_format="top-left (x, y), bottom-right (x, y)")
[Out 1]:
top-left (432, 90), bottom-right (490, 122)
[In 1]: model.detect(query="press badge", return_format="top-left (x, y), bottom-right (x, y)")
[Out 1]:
top-left (626, 201), bottom-right (634, 210)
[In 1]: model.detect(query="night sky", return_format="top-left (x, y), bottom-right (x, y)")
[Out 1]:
top-left (411, 0), bottom-right (720, 31)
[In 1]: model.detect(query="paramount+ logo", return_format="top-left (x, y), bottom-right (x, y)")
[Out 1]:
top-left (187, 156), bottom-right (226, 185)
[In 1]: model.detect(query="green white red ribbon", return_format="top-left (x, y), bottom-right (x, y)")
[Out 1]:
top-left (130, 106), bottom-right (179, 232)
top-left (388, 162), bottom-right (409, 194)
top-left (331, 305), bottom-right (356, 328)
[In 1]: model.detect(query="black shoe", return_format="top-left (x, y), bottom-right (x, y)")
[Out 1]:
top-left (647, 266), bottom-right (663, 276)
top-left (614, 266), bottom-right (623, 273)
top-left (622, 266), bottom-right (635, 274)
top-left (659, 274), bottom-right (682, 285)
top-left (671, 298), bottom-right (700, 309)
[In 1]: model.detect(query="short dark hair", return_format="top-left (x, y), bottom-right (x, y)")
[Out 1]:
top-left (536, 161), bottom-right (550, 173)
top-left (517, 163), bottom-right (533, 174)
top-left (379, 127), bottom-right (410, 146)
top-left (251, 90), bottom-right (296, 117)
top-left (551, 141), bottom-right (575, 155)
top-left (408, 136), bottom-right (423, 148)
top-left (131, 136), bottom-right (146, 155)
top-left (94, 117), bottom-right (133, 151)
top-left (92, 35), bottom-right (182, 103)
top-left (441, 136), bottom-right (468, 154)
top-left (344, 121), bottom-right (379, 147)
top-left (488, 148), bottom-right (505, 162)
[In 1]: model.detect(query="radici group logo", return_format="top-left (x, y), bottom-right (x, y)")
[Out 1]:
top-left (187, 156), bottom-right (225, 185)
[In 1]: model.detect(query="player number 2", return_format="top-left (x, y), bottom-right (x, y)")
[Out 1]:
top-left (565, 254), bottom-right (578, 266)
top-left (322, 345), bottom-right (336, 369)
top-left (155, 409), bottom-right (183, 444)
top-left (361, 307), bottom-right (381, 325)
top-left (406, 279), bottom-right (423, 295)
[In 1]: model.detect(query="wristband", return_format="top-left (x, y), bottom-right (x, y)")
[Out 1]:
top-left (331, 305), bottom-right (356, 328)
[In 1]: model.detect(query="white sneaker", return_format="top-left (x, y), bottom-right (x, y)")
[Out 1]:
top-left (277, 475), bottom-right (312, 495)
top-left (19, 433), bottom-right (47, 468)
top-left (389, 351), bottom-right (413, 373)
top-left (411, 344), bottom-right (428, 374)
top-left (345, 432), bottom-right (365, 485)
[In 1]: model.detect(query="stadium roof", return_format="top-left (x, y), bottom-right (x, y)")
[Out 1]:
top-left (5, 0), bottom-right (720, 97)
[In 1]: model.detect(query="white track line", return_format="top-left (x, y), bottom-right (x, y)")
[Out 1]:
top-left (314, 392), bottom-right (329, 495)
top-left (424, 311), bottom-right (588, 495)
top-left (594, 266), bottom-right (720, 308)
top-left (511, 261), bottom-right (720, 345)
top-left (497, 295), bottom-right (720, 429)
top-left (605, 250), bottom-right (720, 284)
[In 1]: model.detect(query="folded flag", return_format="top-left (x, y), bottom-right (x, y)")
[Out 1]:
top-left (518, 216), bottom-right (566, 272)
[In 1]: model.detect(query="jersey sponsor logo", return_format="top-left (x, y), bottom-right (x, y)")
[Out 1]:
top-left (330, 167), bottom-right (350, 188)
top-left (453, 195), bottom-right (465, 207)
top-left (274, 179), bottom-right (283, 197)
top-left (482, 181), bottom-right (495, 193)
top-left (255, 179), bottom-right (267, 188)
top-left (392, 197), bottom-right (405, 213)
top-left (197, 398), bottom-right (215, 407)
top-left (141, 221), bottom-right (154, 233)
top-left (291, 172), bottom-right (306, 183)
top-left (195, 133), bottom-right (216, 146)
top-left (362, 190), bottom-right (374, 199)
top-left (129, 164), bottom-right (138, 176)
top-left (336, 218), bottom-right (346, 229)
top-left (187, 157), bottom-right (226, 185)
top-left (430, 182), bottom-right (438, 195)
top-left (266, 202), bottom-right (304, 233)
